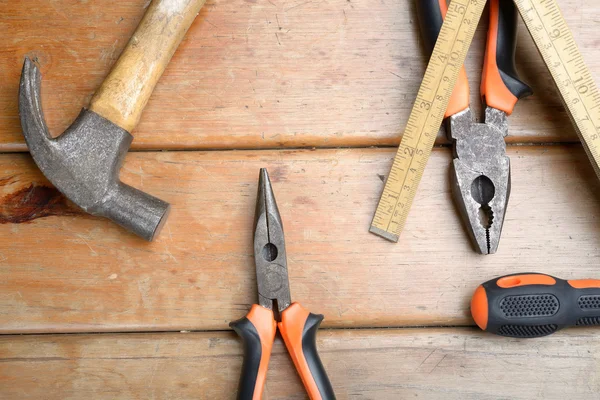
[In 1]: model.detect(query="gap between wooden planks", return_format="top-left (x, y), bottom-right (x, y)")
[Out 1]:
top-left (1, 327), bottom-right (599, 399)
top-left (2, 0), bottom-right (600, 151)
top-left (0, 146), bottom-right (599, 333)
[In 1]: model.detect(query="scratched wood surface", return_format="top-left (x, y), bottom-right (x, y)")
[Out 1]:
top-left (1, 0), bottom-right (600, 151)
top-left (1, 146), bottom-right (599, 333)
top-left (3, 1), bottom-right (600, 398)
top-left (1, 328), bottom-right (599, 399)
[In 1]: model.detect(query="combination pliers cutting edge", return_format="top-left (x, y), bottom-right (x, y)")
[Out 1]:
top-left (230, 169), bottom-right (336, 400)
top-left (417, 0), bottom-right (532, 254)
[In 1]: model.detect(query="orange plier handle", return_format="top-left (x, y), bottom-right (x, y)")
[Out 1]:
top-left (416, 0), bottom-right (532, 117)
top-left (230, 303), bottom-right (335, 400)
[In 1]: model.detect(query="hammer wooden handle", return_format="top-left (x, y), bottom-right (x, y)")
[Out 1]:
top-left (89, 0), bottom-right (206, 132)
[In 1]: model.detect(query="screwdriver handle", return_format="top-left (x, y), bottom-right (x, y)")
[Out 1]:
top-left (416, 0), bottom-right (470, 118)
top-left (471, 273), bottom-right (600, 338)
top-left (279, 303), bottom-right (336, 400)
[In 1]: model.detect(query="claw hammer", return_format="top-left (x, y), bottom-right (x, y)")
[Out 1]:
top-left (19, 0), bottom-right (206, 240)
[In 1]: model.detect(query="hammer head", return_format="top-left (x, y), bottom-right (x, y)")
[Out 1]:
top-left (19, 58), bottom-right (170, 241)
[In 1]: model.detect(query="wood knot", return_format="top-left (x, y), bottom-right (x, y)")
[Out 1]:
top-left (0, 182), bottom-right (83, 224)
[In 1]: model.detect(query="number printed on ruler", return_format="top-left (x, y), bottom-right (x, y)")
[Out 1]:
top-left (370, 0), bottom-right (487, 242)
top-left (515, 0), bottom-right (600, 177)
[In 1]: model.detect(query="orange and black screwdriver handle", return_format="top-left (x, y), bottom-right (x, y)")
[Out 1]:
top-left (230, 303), bottom-right (335, 400)
top-left (416, 0), bottom-right (532, 117)
top-left (471, 273), bottom-right (600, 338)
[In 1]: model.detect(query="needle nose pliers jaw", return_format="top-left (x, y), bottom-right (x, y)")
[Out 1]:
top-left (417, 0), bottom-right (532, 254)
top-left (230, 169), bottom-right (336, 400)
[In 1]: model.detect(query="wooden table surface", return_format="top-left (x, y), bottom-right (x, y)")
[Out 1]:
top-left (1, 0), bottom-right (600, 398)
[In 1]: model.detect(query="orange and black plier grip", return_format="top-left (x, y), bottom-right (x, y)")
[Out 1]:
top-left (231, 303), bottom-right (334, 400)
top-left (230, 305), bottom-right (276, 400)
top-left (416, 0), bottom-right (532, 117)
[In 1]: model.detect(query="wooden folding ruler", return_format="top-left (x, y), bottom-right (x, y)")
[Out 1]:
top-left (370, 0), bottom-right (600, 242)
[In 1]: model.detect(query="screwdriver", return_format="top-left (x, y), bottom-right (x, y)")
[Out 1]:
top-left (471, 273), bottom-right (600, 338)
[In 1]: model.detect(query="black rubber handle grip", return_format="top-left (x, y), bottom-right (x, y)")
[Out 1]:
top-left (302, 313), bottom-right (336, 400)
top-left (280, 303), bottom-right (336, 400)
top-left (230, 305), bottom-right (276, 400)
top-left (416, 0), bottom-right (446, 54)
top-left (489, 0), bottom-right (532, 99)
top-left (471, 273), bottom-right (600, 338)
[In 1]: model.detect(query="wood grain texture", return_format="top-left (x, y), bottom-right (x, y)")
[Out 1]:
top-left (1, 0), bottom-right (600, 151)
top-left (89, 0), bottom-right (207, 132)
top-left (0, 146), bottom-right (599, 333)
top-left (4, 2), bottom-right (600, 397)
top-left (1, 328), bottom-right (600, 399)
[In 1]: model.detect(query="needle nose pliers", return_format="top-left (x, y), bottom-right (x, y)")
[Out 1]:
top-left (230, 169), bottom-right (336, 400)
top-left (417, 0), bottom-right (532, 254)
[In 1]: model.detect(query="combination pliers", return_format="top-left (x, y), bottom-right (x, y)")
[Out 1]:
top-left (417, 0), bottom-right (532, 254)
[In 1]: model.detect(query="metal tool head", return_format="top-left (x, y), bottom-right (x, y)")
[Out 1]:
top-left (448, 107), bottom-right (510, 254)
top-left (18, 58), bottom-right (170, 241)
top-left (254, 168), bottom-right (292, 313)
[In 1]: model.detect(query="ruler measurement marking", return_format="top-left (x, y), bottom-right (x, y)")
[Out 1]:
top-left (517, 0), bottom-right (600, 176)
top-left (370, 0), bottom-right (486, 240)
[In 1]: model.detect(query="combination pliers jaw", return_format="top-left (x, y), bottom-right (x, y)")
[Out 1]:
top-left (449, 107), bottom-right (510, 254)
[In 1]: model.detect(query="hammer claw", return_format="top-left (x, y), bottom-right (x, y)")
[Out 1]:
top-left (18, 58), bottom-right (170, 241)
top-left (20, 58), bottom-right (53, 147)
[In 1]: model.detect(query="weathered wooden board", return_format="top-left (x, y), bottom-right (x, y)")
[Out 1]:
top-left (4, 2), bottom-right (600, 398)
top-left (0, 146), bottom-right (599, 333)
top-left (1, 327), bottom-right (599, 399)
top-left (2, 0), bottom-right (600, 151)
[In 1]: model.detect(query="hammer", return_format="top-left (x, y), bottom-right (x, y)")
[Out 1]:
top-left (19, 0), bottom-right (206, 241)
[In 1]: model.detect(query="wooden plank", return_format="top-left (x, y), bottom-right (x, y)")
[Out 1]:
top-left (0, 146), bottom-right (599, 333)
top-left (2, 1), bottom-right (600, 151)
top-left (1, 327), bottom-right (599, 399)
